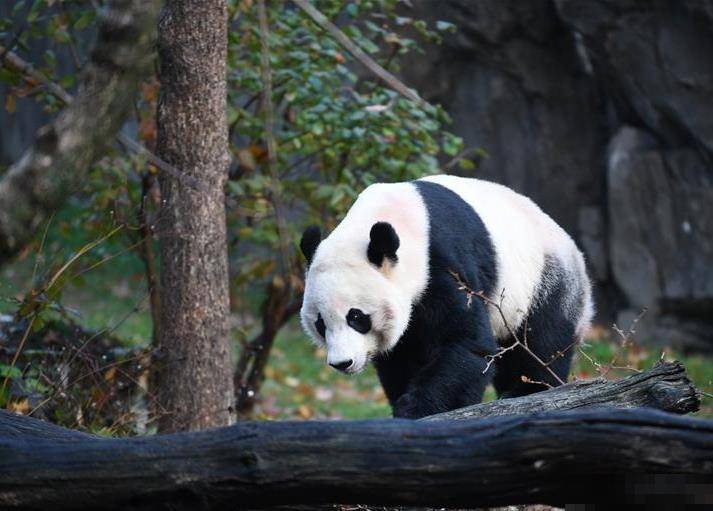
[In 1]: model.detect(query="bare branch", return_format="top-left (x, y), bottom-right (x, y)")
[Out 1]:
top-left (0, 46), bottom-right (73, 103)
top-left (578, 308), bottom-right (649, 379)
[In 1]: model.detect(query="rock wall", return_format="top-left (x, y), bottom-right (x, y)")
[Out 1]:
top-left (403, 0), bottom-right (713, 350)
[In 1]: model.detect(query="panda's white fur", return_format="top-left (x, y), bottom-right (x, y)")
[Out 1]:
top-left (301, 175), bottom-right (593, 376)
top-left (301, 182), bottom-right (429, 372)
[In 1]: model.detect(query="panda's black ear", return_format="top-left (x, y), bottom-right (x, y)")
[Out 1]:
top-left (368, 222), bottom-right (400, 267)
top-left (300, 225), bottom-right (321, 265)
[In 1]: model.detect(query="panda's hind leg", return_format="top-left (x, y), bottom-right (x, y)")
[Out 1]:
top-left (492, 260), bottom-right (584, 398)
top-left (491, 326), bottom-right (576, 398)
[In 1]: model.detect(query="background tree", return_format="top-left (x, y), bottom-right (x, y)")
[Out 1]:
top-left (154, 0), bottom-right (234, 432)
top-left (0, 0), bottom-right (159, 265)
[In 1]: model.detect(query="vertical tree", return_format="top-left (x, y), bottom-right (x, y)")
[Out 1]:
top-left (155, 0), bottom-right (234, 432)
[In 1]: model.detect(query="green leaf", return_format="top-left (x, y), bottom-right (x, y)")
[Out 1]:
top-left (459, 158), bottom-right (476, 171)
top-left (74, 10), bottom-right (95, 31)
top-left (0, 364), bottom-right (22, 379)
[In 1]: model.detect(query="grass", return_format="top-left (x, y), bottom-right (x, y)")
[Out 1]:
top-left (256, 322), bottom-right (713, 420)
top-left (257, 323), bottom-right (392, 420)
top-left (0, 206), bottom-right (153, 344)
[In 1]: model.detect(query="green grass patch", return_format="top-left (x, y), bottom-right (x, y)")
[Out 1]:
top-left (257, 323), bottom-right (391, 420)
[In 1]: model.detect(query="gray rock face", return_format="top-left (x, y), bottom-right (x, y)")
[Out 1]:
top-left (404, 0), bottom-right (713, 350)
top-left (557, 0), bottom-right (713, 155)
top-left (608, 126), bottom-right (713, 350)
top-left (401, 0), bottom-right (605, 239)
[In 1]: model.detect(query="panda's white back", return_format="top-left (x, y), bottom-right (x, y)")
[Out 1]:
top-left (419, 175), bottom-right (592, 340)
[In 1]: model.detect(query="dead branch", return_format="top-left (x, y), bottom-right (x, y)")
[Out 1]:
top-left (424, 360), bottom-right (700, 420)
top-left (447, 269), bottom-right (566, 386)
top-left (234, 280), bottom-right (303, 416)
top-left (600, 307), bottom-right (648, 377)
top-left (0, 44), bottom-right (208, 196)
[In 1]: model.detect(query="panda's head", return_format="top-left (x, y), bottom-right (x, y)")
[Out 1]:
top-left (299, 221), bottom-right (412, 374)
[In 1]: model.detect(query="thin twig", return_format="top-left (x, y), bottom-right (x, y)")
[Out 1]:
top-left (600, 308), bottom-right (648, 378)
top-left (44, 225), bottom-right (123, 292)
top-left (136, 173), bottom-right (161, 346)
top-left (31, 212), bottom-right (55, 286)
top-left (545, 337), bottom-right (579, 367)
top-left (0, 44), bottom-right (73, 103)
top-left (447, 269), bottom-right (566, 386)
top-left (0, 315), bottom-right (37, 397)
top-left (520, 375), bottom-right (553, 389)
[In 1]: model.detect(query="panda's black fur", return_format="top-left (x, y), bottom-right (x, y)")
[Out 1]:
top-left (301, 177), bottom-right (591, 419)
top-left (373, 181), bottom-right (499, 417)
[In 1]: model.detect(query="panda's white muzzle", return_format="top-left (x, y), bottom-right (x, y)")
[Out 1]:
top-left (326, 330), bottom-right (368, 374)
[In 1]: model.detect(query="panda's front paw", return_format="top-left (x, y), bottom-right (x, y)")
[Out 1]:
top-left (393, 393), bottom-right (427, 419)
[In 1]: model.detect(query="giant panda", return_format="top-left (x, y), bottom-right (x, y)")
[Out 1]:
top-left (299, 174), bottom-right (593, 419)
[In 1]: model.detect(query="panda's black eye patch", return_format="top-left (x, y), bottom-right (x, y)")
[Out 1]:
top-left (346, 308), bottom-right (371, 334)
top-left (315, 313), bottom-right (326, 338)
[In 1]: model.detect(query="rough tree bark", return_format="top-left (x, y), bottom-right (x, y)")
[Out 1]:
top-left (154, 0), bottom-right (234, 432)
top-left (0, 362), bottom-right (704, 510)
top-left (428, 360), bottom-right (700, 420)
top-left (0, 407), bottom-right (711, 510)
top-left (0, 0), bottom-right (160, 266)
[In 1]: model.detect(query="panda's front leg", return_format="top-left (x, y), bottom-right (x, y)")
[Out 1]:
top-left (393, 334), bottom-right (497, 419)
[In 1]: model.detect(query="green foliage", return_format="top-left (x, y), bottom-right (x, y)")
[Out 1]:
top-left (226, 0), bottom-right (463, 313)
top-left (1, 0), bottom-right (467, 422)
top-left (0, 0), bottom-right (96, 113)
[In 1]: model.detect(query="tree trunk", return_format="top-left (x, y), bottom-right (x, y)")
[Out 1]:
top-left (154, 0), bottom-right (234, 432)
top-left (0, 407), bottom-right (711, 510)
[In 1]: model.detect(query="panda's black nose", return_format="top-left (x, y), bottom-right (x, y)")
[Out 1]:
top-left (329, 360), bottom-right (353, 372)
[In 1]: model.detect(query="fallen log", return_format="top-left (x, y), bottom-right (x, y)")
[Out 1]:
top-left (428, 360), bottom-right (700, 420)
top-left (1, 407), bottom-right (712, 510)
